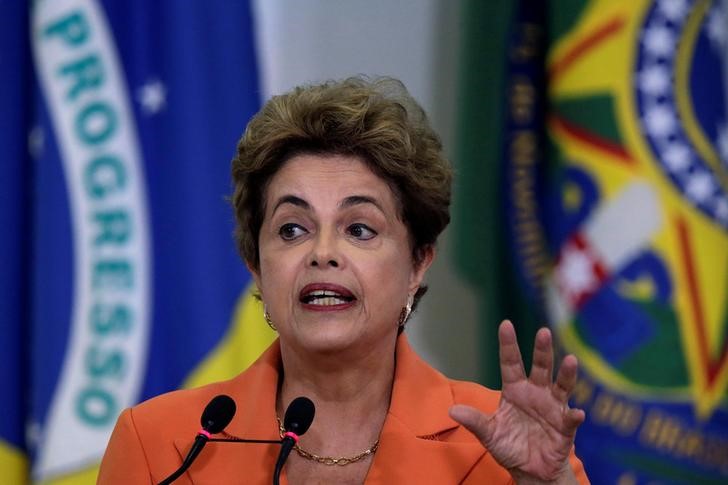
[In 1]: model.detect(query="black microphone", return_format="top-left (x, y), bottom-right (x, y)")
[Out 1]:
top-left (158, 394), bottom-right (236, 485)
top-left (273, 397), bottom-right (315, 485)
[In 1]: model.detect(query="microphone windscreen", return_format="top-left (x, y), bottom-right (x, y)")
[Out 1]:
top-left (283, 397), bottom-right (315, 436)
top-left (200, 394), bottom-right (236, 434)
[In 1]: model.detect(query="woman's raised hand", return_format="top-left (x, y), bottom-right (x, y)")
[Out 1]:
top-left (449, 320), bottom-right (585, 484)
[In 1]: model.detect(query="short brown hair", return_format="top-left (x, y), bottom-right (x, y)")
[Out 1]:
top-left (231, 77), bottom-right (452, 306)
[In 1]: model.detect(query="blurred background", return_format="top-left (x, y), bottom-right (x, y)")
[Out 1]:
top-left (1, 0), bottom-right (727, 483)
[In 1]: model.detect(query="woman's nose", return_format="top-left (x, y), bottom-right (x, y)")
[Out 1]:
top-left (309, 228), bottom-right (340, 268)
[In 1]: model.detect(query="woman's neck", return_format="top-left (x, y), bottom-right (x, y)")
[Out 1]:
top-left (276, 335), bottom-right (398, 457)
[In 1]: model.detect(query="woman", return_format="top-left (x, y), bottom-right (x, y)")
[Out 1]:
top-left (98, 77), bottom-right (588, 484)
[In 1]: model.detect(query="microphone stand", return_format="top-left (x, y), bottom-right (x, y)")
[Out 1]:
top-left (158, 395), bottom-right (314, 485)
top-left (157, 438), bottom-right (283, 485)
top-left (208, 438), bottom-right (281, 444)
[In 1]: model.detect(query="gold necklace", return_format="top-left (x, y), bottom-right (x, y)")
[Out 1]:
top-left (276, 418), bottom-right (379, 466)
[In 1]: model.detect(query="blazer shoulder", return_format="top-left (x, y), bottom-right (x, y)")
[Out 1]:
top-left (99, 383), bottom-right (231, 483)
top-left (128, 378), bottom-right (236, 439)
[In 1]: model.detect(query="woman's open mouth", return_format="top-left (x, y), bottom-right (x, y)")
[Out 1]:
top-left (299, 284), bottom-right (356, 310)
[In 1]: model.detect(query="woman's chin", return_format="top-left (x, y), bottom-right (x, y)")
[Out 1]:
top-left (285, 321), bottom-right (389, 357)
top-left (291, 325), bottom-right (363, 354)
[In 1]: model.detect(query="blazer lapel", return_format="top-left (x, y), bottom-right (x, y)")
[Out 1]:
top-left (366, 413), bottom-right (486, 484)
top-left (365, 335), bottom-right (487, 484)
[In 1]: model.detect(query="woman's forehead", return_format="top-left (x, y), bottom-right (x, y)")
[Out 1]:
top-left (265, 154), bottom-right (398, 211)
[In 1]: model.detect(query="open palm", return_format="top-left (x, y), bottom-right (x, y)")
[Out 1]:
top-left (450, 321), bottom-right (585, 483)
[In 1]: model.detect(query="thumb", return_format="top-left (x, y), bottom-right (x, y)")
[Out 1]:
top-left (449, 404), bottom-right (494, 446)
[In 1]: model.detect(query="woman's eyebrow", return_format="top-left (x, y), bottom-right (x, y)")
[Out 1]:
top-left (271, 194), bottom-right (384, 216)
top-left (272, 195), bottom-right (309, 215)
top-left (340, 195), bottom-right (384, 212)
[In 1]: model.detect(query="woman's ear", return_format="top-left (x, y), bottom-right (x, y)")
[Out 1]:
top-left (246, 260), bottom-right (263, 297)
top-left (410, 245), bottom-right (435, 292)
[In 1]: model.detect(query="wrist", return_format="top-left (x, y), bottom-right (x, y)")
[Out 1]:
top-left (510, 466), bottom-right (577, 485)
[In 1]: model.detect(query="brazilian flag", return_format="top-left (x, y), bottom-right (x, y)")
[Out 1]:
top-left (456, 0), bottom-right (728, 482)
top-left (0, 1), bottom-right (275, 483)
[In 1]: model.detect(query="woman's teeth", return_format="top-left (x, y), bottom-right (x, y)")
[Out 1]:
top-left (303, 290), bottom-right (353, 305)
top-left (309, 296), bottom-right (350, 306)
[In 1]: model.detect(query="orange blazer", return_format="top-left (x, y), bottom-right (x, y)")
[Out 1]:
top-left (97, 335), bottom-right (589, 484)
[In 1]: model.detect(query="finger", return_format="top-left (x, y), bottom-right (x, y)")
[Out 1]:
top-left (498, 320), bottom-right (526, 385)
top-left (552, 354), bottom-right (579, 403)
top-left (563, 407), bottom-right (586, 436)
top-left (449, 404), bottom-right (494, 445)
top-left (528, 326), bottom-right (554, 386)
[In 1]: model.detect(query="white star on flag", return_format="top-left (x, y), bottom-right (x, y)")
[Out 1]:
top-left (658, 0), bottom-right (689, 22)
top-left (639, 64), bottom-right (671, 96)
top-left (663, 142), bottom-right (692, 172)
top-left (706, 6), bottom-right (727, 49)
top-left (28, 125), bottom-right (44, 159)
top-left (643, 25), bottom-right (676, 57)
top-left (685, 171), bottom-right (715, 203)
top-left (644, 104), bottom-right (676, 138)
top-left (137, 79), bottom-right (167, 115)
top-left (715, 197), bottom-right (728, 224)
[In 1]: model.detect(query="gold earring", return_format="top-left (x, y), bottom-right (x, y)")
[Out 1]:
top-left (397, 295), bottom-right (414, 328)
top-left (263, 305), bottom-right (277, 331)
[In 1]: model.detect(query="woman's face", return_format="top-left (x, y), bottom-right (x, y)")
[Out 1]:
top-left (252, 153), bottom-right (433, 357)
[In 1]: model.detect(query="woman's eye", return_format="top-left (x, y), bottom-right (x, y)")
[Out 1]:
top-left (347, 223), bottom-right (377, 240)
top-left (279, 223), bottom-right (307, 241)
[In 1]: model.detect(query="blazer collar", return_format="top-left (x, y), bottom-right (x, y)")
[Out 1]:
top-left (174, 335), bottom-right (486, 483)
